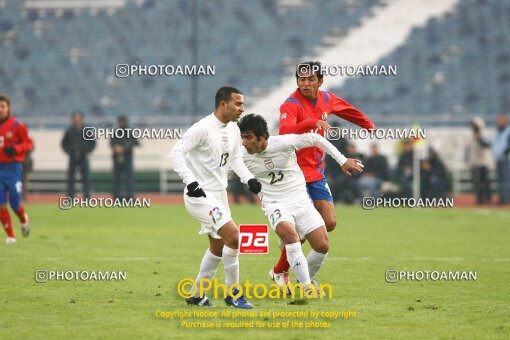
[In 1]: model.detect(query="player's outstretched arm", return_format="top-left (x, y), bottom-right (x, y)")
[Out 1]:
top-left (287, 133), bottom-right (364, 176)
top-left (329, 92), bottom-right (375, 130)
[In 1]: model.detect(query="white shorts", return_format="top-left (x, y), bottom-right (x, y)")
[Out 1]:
top-left (184, 189), bottom-right (232, 239)
top-left (261, 197), bottom-right (324, 240)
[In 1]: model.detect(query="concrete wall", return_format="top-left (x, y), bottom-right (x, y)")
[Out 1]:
top-left (30, 126), bottom-right (496, 173)
top-left (31, 130), bottom-right (180, 171)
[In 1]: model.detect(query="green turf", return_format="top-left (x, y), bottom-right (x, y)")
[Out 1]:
top-left (0, 204), bottom-right (509, 339)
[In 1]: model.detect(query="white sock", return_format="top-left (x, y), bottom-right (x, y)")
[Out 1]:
top-left (222, 245), bottom-right (239, 291)
top-left (286, 242), bottom-right (311, 285)
top-left (192, 248), bottom-right (221, 297)
top-left (307, 249), bottom-right (327, 278)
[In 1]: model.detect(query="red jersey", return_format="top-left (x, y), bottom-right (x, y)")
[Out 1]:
top-left (279, 89), bottom-right (374, 183)
top-left (0, 115), bottom-right (33, 163)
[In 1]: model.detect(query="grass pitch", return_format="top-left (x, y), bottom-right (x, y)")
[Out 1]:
top-left (0, 203), bottom-right (509, 339)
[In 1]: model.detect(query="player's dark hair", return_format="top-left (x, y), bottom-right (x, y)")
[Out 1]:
top-left (0, 93), bottom-right (11, 107)
top-left (238, 113), bottom-right (269, 140)
top-left (215, 86), bottom-right (242, 109)
top-left (295, 61), bottom-right (324, 80)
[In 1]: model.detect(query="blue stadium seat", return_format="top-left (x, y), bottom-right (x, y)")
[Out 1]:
top-left (331, 0), bottom-right (510, 121)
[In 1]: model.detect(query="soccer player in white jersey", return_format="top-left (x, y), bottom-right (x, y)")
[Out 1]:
top-left (238, 114), bottom-right (363, 293)
top-left (170, 87), bottom-right (262, 308)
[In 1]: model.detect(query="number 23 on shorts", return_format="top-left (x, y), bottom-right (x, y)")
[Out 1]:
top-left (269, 209), bottom-right (282, 226)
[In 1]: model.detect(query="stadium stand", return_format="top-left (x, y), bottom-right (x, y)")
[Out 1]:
top-left (331, 0), bottom-right (510, 123)
top-left (0, 0), bottom-right (506, 196)
top-left (1, 0), bottom-right (378, 125)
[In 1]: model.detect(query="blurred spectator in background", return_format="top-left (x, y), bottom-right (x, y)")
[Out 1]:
top-left (466, 117), bottom-right (492, 204)
top-left (492, 114), bottom-right (510, 204)
top-left (61, 111), bottom-right (96, 199)
top-left (325, 148), bottom-right (344, 203)
top-left (420, 148), bottom-right (448, 199)
top-left (325, 122), bottom-right (350, 203)
top-left (358, 143), bottom-right (389, 198)
top-left (228, 174), bottom-right (256, 204)
top-left (328, 142), bottom-right (364, 203)
top-left (111, 116), bottom-right (139, 199)
top-left (396, 139), bottom-right (414, 198)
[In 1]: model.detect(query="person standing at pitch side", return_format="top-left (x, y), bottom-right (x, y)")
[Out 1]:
top-left (269, 61), bottom-right (375, 287)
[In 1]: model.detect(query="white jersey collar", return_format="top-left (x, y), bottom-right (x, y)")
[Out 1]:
top-left (211, 112), bottom-right (227, 128)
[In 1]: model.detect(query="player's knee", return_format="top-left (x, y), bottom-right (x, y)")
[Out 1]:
top-left (325, 220), bottom-right (336, 232)
top-left (275, 222), bottom-right (299, 244)
top-left (210, 247), bottom-right (223, 257)
top-left (314, 238), bottom-right (329, 253)
top-left (311, 230), bottom-right (329, 253)
top-left (228, 237), bottom-right (239, 249)
top-left (317, 241), bottom-right (329, 253)
top-left (225, 230), bottom-right (239, 249)
top-left (218, 221), bottom-right (239, 249)
top-left (282, 234), bottom-right (300, 245)
top-left (0, 204), bottom-right (7, 211)
top-left (209, 240), bottom-right (224, 257)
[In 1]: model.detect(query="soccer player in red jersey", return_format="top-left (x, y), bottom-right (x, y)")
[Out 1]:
top-left (0, 94), bottom-right (33, 244)
top-left (269, 61), bottom-right (374, 286)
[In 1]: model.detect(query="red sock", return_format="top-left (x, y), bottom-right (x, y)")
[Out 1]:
top-left (274, 247), bottom-right (290, 273)
top-left (0, 208), bottom-right (15, 238)
top-left (15, 204), bottom-right (27, 223)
